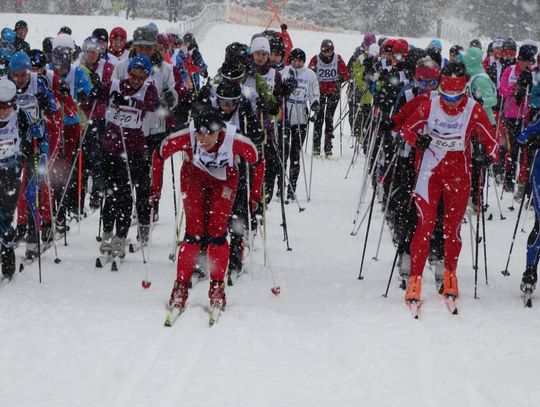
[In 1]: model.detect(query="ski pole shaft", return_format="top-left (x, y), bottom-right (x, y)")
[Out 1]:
top-left (357, 177), bottom-right (378, 280)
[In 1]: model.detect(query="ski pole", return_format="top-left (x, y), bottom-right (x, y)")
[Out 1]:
top-left (357, 170), bottom-right (379, 280)
top-left (489, 166), bottom-right (506, 220)
top-left (339, 89), bottom-right (343, 157)
top-left (481, 172), bottom-right (489, 286)
top-left (520, 192), bottom-right (533, 233)
top-left (42, 155), bottom-right (60, 264)
top-left (31, 134), bottom-right (43, 283)
top-left (118, 123), bottom-right (147, 266)
top-left (501, 150), bottom-right (537, 276)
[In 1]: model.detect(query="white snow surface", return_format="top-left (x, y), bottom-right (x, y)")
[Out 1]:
top-left (0, 14), bottom-right (538, 407)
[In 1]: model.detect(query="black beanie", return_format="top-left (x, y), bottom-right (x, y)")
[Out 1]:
top-left (289, 48), bottom-right (306, 63)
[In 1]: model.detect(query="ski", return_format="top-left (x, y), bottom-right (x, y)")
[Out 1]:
top-left (0, 274), bottom-right (14, 288)
top-left (164, 306), bottom-right (185, 327)
top-left (441, 294), bottom-right (459, 315)
top-left (208, 306), bottom-right (222, 327)
top-left (18, 243), bottom-right (52, 271)
top-left (406, 300), bottom-right (421, 319)
top-left (523, 290), bottom-right (533, 308)
top-left (227, 269), bottom-right (246, 286)
top-left (110, 256), bottom-right (123, 272)
top-left (128, 241), bottom-right (147, 254)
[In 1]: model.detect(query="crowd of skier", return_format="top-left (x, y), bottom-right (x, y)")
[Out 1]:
top-left (0, 16), bottom-right (539, 319)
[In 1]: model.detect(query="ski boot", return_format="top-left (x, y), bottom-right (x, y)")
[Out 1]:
top-left (514, 183), bottom-right (525, 202)
top-left (441, 268), bottom-right (459, 297)
top-left (137, 225), bottom-right (150, 246)
top-left (111, 236), bottom-right (126, 258)
top-left (25, 234), bottom-right (39, 260)
top-left (89, 192), bottom-right (102, 211)
top-left (398, 253), bottom-right (410, 290)
top-left (1, 247), bottom-right (15, 279)
top-left (169, 280), bottom-right (189, 309)
top-left (520, 266), bottom-right (537, 293)
top-left (405, 275), bottom-right (422, 303)
top-left (99, 231), bottom-right (114, 255)
top-left (55, 219), bottom-right (69, 237)
top-left (209, 279), bottom-right (226, 311)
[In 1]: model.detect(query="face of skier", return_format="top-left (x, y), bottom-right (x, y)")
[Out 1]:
top-left (270, 52), bottom-right (282, 65)
top-left (135, 44), bottom-right (154, 59)
top-left (128, 67), bottom-right (148, 88)
top-left (10, 70), bottom-right (30, 89)
top-left (0, 101), bottom-right (14, 120)
top-left (416, 78), bottom-right (439, 92)
top-left (84, 49), bottom-right (100, 65)
top-left (440, 89), bottom-right (465, 108)
top-left (252, 50), bottom-right (269, 66)
top-left (218, 98), bottom-right (238, 114)
top-left (195, 129), bottom-right (220, 151)
top-left (291, 58), bottom-right (305, 69)
top-left (111, 35), bottom-right (125, 52)
top-left (518, 60), bottom-right (532, 71)
top-left (156, 43), bottom-right (168, 59)
top-left (16, 26), bottom-right (27, 40)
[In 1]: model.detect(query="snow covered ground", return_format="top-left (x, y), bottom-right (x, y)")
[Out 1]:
top-left (0, 14), bottom-right (539, 407)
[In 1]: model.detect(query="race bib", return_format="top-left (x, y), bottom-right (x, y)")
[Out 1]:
top-left (106, 106), bottom-right (142, 129)
top-left (430, 131), bottom-right (464, 152)
top-left (0, 139), bottom-right (17, 160)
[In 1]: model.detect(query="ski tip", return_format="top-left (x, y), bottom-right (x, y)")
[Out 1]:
top-left (111, 261), bottom-right (118, 272)
top-left (129, 243), bottom-right (134, 253)
top-left (95, 258), bottom-right (102, 268)
top-left (452, 308), bottom-right (459, 315)
top-left (19, 263), bottom-right (24, 273)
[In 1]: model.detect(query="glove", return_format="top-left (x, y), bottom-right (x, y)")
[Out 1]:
top-left (148, 192), bottom-right (160, 207)
top-left (256, 97), bottom-right (268, 112)
top-left (76, 89), bottom-right (88, 103)
top-left (90, 82), bottom-right (102, 99)
top-left (380, 116), bottom-right (395, 131)
top-left (58, 80), bottom-right (70, 96)
top-left (473, 152), bottom-right (491, 167)
top-left (197, 84), bottom-right (211, 102)
top-left (415, 133), bottom-right (432, 151)
top-left (36, 92), bottom-right (50, 113)
top-left (163, 88), bottom-right (176, 108)
top-left (280, 23), bottom-right (288, 31)
top-left (518, 70), bottom-right (533, 90)
top-left (200, 68), bottom-right (208, 78)
top-left (29, 124), bottom-right (42, 139)
top-left (111, 90), bottom-right (129, 106)
top-left (515, 86), bottom-right (527, 105)
top-left (39, 140), bottom-right (49, 155)
top-left (89, 71), bottom-right (101, 87)
top-left (282, 76), bottom-right (298, 95)
top-left (527, 135), bottom-right (540, 150)
top-left (310, 100), bottom-right (320, 115)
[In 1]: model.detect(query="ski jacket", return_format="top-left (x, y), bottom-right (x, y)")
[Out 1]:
top-left (96, 78), bottom-right (159, 156)
top-left (80, 59), bottom-right (115, 120)
top-left (280, 65), bottom-right (319, 125)
top-left (113, 53), bottom-right (178, 135)
top-left (499, 64), bottom-right (529, 120)
top-left (401, 95), bottom-right (498, 188)
top-left (154, 122), bottom-right (262, 202)
top-left (464, 47), bottom-right (497, 125)
top-left (308, 53), bottom-right (349, 96)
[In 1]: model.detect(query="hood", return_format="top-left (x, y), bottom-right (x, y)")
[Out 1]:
top-left (464, 47), bottom-right (484, 76)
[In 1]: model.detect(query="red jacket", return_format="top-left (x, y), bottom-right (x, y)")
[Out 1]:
top-left (308, 53), bottom-right (349, 95)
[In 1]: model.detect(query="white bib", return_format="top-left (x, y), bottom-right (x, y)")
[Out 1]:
top-left (0, 110), bottom-right (20, 161)
top-left (189, 122), bottom-right (235, 180)
top-left (16, 73), bottom-right (40, 121)
top-left (105, 79), bottom-right (148, 129)
top-left (316, 54), bottom-right (339, 82)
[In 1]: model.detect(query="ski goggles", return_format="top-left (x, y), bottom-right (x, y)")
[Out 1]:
top-left (218, 97), bottom-right (240, 107)
top-left (196, 121), bottom-right (222, 135)
top-left (440, 91), bottom-right (465, 103)
top-left (417, 79), bottom-right (439, 88)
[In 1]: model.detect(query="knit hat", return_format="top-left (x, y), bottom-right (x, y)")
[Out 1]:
top-left (492, 37), bottom-right (504, 49)
top-left (518, 44), bottom-right (536, 63)
top-left (82, 36), bottom-right (101, 52)
top-left (58, 26), bottom-right (72, 35)
top-left (250, 36), bottom-right (270, 54)
top-left (193, 107), bottom-right (223, 134)
top-left (14, 20), bottom-right (27, 31)
top-left (415, 57), bottom-right (440, 80)
top-left (52, 33), bottom-right (75, 50)
top-left (1, 28), bottom-right (16, 45)
top-left (428, 39), bottom-right (442, 52)
top-left (133, 26), bottom-right (157, 46)
top-left (0, 77), bottom-right (16, 102)
top-left (362, 32), bottom-right (376, 49)
top-left (220, 60), bottom-right (245, 81)
top-left (289, 48), bottom-right (306, 62)
top-left (110, 27), bottom-right (127, 41)
top-left (29, 49), bottom-right (46, 70)
top-left (269, 36), bottom-right (284, 56)
top-left (321, 39), bottom-right (334, 52)
top-left (156, 33), bottom-right (170, 49)
top-left (92, 28), bottom-right (108, 43)
top-left (128, 55), bottom-right (152, 75)
top-left (8, 51), bottom-right (31, 72)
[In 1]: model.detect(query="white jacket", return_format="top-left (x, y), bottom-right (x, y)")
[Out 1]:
top-left (280, 66), bottom-right (320, 125)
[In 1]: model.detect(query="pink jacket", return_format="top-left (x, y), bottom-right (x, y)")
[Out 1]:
top-left (498, 64), bottom-right (529, 120)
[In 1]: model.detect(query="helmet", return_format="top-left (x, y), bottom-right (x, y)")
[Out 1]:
top-left (427, 39), bottom-right (442, 52)
top-left (92, 28), bottom-right (108, 43)
top-left (110, 27), bottom-right (127, 41)
top-left (29, 49), bottom-right (46, 70)
top-left (52, 33), bottom-right (75, 50)
top-left (0, 77), bottom-right (17, 102)
top-left (216, 79), bottom-right (241, 101)
top-left (1, 28), bottom-right (16, 45)
top-left (128, 55), bottom-right (152, 76)
top-left (8, 51), bottom-right (31, 72)
top-left (381, 38), bottom-right (397, 53)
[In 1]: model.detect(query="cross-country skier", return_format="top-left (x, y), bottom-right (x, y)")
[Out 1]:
top-left (400, 62), bottom-right (498, 305)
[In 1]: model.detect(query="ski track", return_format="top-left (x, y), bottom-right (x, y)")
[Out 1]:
top-left (0, 13), bottom-right (539, 407)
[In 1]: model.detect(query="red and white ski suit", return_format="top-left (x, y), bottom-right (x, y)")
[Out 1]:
top-left (155, 123), bottom-right (262, 284)
top-left (401, 95), bottom-right (498, 277)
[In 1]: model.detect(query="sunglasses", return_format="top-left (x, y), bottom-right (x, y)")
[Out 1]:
top-left (440, 92), bottom-right (465, 103)
top-left (418, 79), bottom-right (439, 88)
top-left (197, 122), bottom-right (222, 135)
top-left (218, 97), bottom-right (240, 107)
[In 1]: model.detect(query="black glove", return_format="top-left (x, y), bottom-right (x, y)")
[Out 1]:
top-left (76, 89), bottom-right (88, 103)
top-left (380, 116), bottom-right (395, 131)
top-left (197, 84), bottom-right (211, 102)
top-left (163, 88), bottom-right (176, 108)
top-left (36, 92), bottom-right (51, 113)
top-left (150, 51), bottom-right (162, 67)
top-left (310, 100), bottom-right (320, 114)
top-left (527, 135), bottom-right (540, 150)
top-left (200, 68), bottom-right (209, 78)
top-left (58, 80), bottom-right (70, 96)
top-left (518, 70), bottom-right (533, 90)
top-left (280, 23), bottom-right (288, 31)
top-left (89, 71), bottom-right (101, 87)
top-left (473, 152), bottom-right (491, 167)
top-left (90, 81), bottom-right (102, 99)
top-left (256, 97), bottom-right (268, 112)
top-left (416, 133), bottom-right (432, 151)
top-left (282, 76), bottom-right (298, 95)
top-left (111, 90), bottom-right (129, 106)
